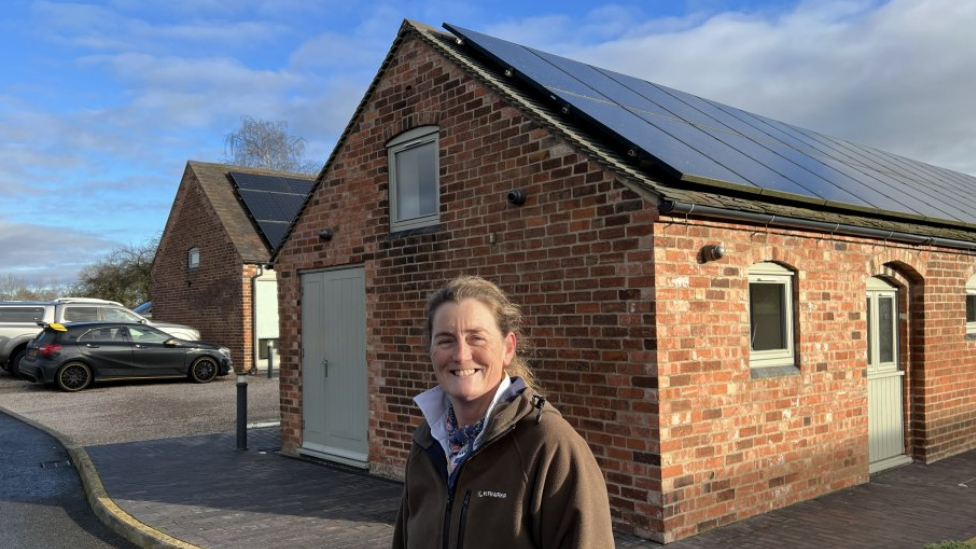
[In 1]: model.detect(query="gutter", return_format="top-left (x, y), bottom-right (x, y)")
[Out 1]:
top-left (659, 200), bottom-right (976, 252)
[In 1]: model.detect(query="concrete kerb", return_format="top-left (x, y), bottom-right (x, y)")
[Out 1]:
top-left (0, 405), bottom-right (203, 549)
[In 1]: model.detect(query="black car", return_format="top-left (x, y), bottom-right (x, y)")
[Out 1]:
top-left (19, 321), bottom-right (233, 391)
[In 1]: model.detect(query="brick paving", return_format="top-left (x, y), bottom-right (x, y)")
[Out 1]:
top-left (85, 428), bottom-right (976, 548)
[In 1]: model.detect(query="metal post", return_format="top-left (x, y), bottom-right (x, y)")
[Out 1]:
top-left (267, 341), bottom-right (275, 379)
top-left (236, 372), bottom-right (248, 450)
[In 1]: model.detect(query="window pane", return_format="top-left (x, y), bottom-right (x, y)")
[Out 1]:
top-left (395, 142), bottom-right (436, 221)
top-left (967, 294), bottom-right (976, 323)
top-left (103, 308), bottom-right (140, 322)
top-left (128, 326), bottom-right (171, 344)
top-left (866, 297), bottom-right (874, 363)
top-left (64, 306), bottom-right (99, 321)
top-left (879, 297), bottom-right (894, 363)
top-left (0, 307), bottom-right (45, 322)
top-left (750, 283), bottom-right (786, 351)
top-left (80, 328), bottom-right (122, 343)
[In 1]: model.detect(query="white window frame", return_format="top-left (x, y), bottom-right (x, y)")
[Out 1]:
top-left (387, 126), bottom-right (440, 232)
top-left (748, 262), bottom-right (795, 368)
top-left (188, 247), bottom-right (200, 270)
top-left (967, 275), bottom-right (976, 335)
top-left (866, 276), bottom-right (898, 373)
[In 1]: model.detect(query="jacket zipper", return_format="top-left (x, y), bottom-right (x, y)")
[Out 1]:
top-left (456, 490), bottom-right (472, 549)
top-left (442, 491), bottom-right (454, 549)
top-left (440, 424), bottom-right (519, 548)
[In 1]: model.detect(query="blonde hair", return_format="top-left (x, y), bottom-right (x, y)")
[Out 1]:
top-left (424, 275), bottom-right (537, 390)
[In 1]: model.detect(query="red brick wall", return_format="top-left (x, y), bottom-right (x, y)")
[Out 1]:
top-left (273, 31), bottom-right (976, 544)
top-left (152, 172), bottom-right (251, 370)
top-left (274, 35), bottom-right (662, 539)
top-left (653, 215), bottom-right (976, 541)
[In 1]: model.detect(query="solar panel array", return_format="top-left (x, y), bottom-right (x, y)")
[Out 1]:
top-left (228, 172), bottom-right (315, 252)
top-left (445, 23), bottom-right (976, 227)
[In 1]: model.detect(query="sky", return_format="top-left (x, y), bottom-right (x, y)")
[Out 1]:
top-left (2, 0), bottom-right (976, 284)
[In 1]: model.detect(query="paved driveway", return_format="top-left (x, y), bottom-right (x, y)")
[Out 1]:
top-left (0, 371), bottom-right (279, 445)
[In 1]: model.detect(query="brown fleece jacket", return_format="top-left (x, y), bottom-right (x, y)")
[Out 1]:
top-left (392, 384), bottom-right (614, 549)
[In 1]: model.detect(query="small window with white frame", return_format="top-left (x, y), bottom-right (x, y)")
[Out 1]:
top-left (387, 126), bottom-right (439, 232)
top-left (749, 262), bottom-right (796, 368)
top-left (188, 247), bottom-right (200, 270)
top-left (967, 275), bottom-right (976, 335)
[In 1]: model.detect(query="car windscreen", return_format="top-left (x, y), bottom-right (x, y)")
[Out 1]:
top-left (102, 307), bottom-right (142, 322)
top-left (0, 306), bottom-right (46, 322)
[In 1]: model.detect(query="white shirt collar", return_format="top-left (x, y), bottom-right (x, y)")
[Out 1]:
top-left (414, 375), bottom-right (513, 455)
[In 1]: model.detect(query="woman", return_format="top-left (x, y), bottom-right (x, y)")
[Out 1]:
top-left (392, 276), bottom-right (614, 549)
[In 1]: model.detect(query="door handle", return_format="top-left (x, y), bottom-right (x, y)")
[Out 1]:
top-left (322, 359), bottom-right (329, 377)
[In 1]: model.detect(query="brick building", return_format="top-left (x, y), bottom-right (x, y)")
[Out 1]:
top-left (271, 21), bottom-right (976, 543)
top-left (153, 161), bottom-right (314, 372)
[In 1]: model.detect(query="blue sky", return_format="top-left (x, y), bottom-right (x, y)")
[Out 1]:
top-left (2, 0), bottom-right (975, 284)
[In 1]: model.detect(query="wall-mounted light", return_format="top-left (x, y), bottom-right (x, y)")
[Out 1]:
top-left (318, 228), bottom-right (334, 241)
top-left (507, 189), bottom-right (527, 206)
top-left (701, 244), bottom-right (726, 262)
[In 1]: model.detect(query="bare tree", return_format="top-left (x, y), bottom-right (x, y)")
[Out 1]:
top-left (69, 235), bottom-right (158, 307)
top-left (224, 115), bottom-right (319, 174)
top-left (0, 274), bottom-right (72, 301)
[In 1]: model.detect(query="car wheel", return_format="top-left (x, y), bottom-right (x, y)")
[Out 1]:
top-left (189, 357), bottom-right (218, 383)
top-left (56, 361), bottom-right (92, 392)
top-left (8, 349), bottom-right (26, 377)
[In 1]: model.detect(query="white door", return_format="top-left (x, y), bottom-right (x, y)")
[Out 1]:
top-left (300, 267), bottom-right (368, 468)
top-left (253, 271), bottom-right (278, 370)
top-left (866, 277), bottom-right (910, 472)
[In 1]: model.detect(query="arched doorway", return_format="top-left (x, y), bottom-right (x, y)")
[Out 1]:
top-left (866, 276), bottom-right (911, 472)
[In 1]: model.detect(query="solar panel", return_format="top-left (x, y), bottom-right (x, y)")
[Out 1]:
top-left (444, 23), bottom-right (976, 226)
top-left (229, 171), bottom-right (314, 252)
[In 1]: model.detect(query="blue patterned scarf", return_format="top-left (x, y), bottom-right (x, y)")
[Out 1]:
top-left (445, 404), bottom-right (485, 486)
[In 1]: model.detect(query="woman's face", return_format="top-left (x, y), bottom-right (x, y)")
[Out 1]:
top-left (429, 298), bottom-right (516, 419)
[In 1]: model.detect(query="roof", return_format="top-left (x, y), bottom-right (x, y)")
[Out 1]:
top-left (446, 23), bottom-right (976, 230)
top-left (273, 20), bottom-right (976, 258)
top-left (185, 161), bottom-right (316, 263)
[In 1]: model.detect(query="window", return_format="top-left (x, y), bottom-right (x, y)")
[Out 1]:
top-left (866, 277), bottom-right (898, 370)
top-left (0, 306), bottom-right (45, 322)
top-left (387, 126), bottom-right (439, 232)
top-left (258, 338), bottom-right (279, 360)
top-left (127, 326), bottom-right (172, 345)
top-left (749, 262), bottom-right (795, 368)
top-left (63, 306), bottom-right (99, 321)
top-left (188, 248), bottom-right (200, 269)
top-left (103, 307), bottom-right (141, 322)
top-left (79, 327), bottom-right (124, 343)
top-left (967, 275), bottom-right (976, 335)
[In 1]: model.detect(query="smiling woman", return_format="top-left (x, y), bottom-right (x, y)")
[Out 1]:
top-left (393, 276), bottom-right (613, 549)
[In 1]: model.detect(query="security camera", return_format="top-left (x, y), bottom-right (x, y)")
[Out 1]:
top-left (506, 189), bottom-right (527, 206)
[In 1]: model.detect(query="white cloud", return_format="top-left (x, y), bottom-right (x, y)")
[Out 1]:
top-left (0, 220), bottom-right (121, 282)
top-left (4, 0), bottom-right (975, 286)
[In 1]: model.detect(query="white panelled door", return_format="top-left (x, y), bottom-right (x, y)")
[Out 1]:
top-left (300, 267), bottom-right (368, 468)
top-left (866, 277), bottom-right (910, 473)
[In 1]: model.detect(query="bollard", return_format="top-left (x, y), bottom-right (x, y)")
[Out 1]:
top-left (236, 372), bottom-right (248, 450)
top-left (267, 342), bottom-right (275, 379)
